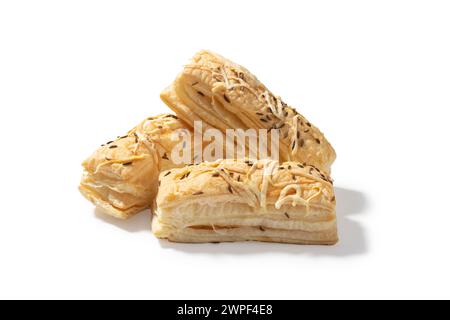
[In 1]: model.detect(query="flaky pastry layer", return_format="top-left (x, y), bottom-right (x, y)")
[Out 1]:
top-left (79, 114), bottom-right (194, 219)
top-left (153, 159), bottom-right (337, 244)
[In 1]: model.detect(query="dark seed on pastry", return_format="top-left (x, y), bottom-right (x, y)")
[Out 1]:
top-left (109, 145), bottom-right (118, 149)
top-left (285, 212), bottom-right (290, 219)
top-left (133, 133), bottom-right (139, 143)
top-left (164, 171), bottom-right (171, 177)
top-left (331, 196), bottom-right (336, 202)
top-left (309, 168), bottom-right (314, 175)
top-left (228, 185), bottom-right (233, 194)
top-left (122, 162), bottom-right (133, 166)
top-left (300, 139), bottom-right (305, 147)
top-left (223, 94), bottom-right (231, 103)
top-left (256, 112), bottom-right (264, 116)
top-left (297, 131), bottom-right (301, 139)
top-left (292, 175), bottom-right (296, 180)
top-left (107, 141), bottom-right (114, 145)
top-left (118, 135), bottom-right (128, 139)
top-left (165, 114), bottom-right (178, 119)
top-left (260, 118), bottom-right (268, 123)
top-left (291, 141), bottom-right (296, 150)
top-left (212, 172), bottom-right (220, 177)
top-left (288, 165), bottom-right (292, 170)
top-left (279, 166), bottom-right (285, 170)
top-left (259, 226), bottom-right (266, 232)
top-left (197, 91), bottom-right (205, 97)
top-left (105, 157), bottom-right (112, 161)
top-left (297, 164), bottom-right (304, 168)
top-left (237, 175), bottom-right (241, 182)
top-left (315, 138), bottom-right (321, 144)
top-left (191, 82), bottom-right (199, 86)
top-left (185, 172), bottom-right (191, 178)
top-left (162, 153), bottom-right (169, 160)
top-left (101, 144), bottom-right (105, 147)
top-left (193, 191), bottom-right (204, 196)
top-left (304, 129), bottom-right (310, 133)
top-left (277, 123), bottom-right (286, 129)
top-left (306, 122), bottom-right (312, 127)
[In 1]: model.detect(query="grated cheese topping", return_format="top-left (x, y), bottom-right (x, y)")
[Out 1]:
top-left (179, 160), bottom-right (332, 213)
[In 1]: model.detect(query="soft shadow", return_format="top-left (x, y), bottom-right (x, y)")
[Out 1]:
top-left (94, 208), bottom-right (152, 233)
top-left (335, 187), bottom-right (367, 216)
top-left (159, 187), bottom-right (369, 257)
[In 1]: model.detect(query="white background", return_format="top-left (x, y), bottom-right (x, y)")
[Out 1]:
top-left (1, 0), bottom-right (449, 300)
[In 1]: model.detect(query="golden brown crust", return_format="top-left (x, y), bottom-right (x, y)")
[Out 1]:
top-left (157, 159), bottom-right (335, 210)
top-left (161, 50), bottom-right (336, 174)
top-left (153, 159), bottom-right (337, 244)
top-left (79, 114), bottom-right (194, 219)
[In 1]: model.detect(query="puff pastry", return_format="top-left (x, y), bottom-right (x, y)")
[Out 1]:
top-left (153, 159), bottom-right (337, 244)
top-left (79, 114), bottom-right (196, 219)
top-left (161, 50), bottom-right (336, 174)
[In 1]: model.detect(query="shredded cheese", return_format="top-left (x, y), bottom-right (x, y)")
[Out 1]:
top-left (224, 160), bottom-right (327, 212)
top-left (275, 184), bottom-right (309, 209)
top-left (185, 64), bottom-right (259, 98)
top-left (259, 160), bottom-right (278, 209)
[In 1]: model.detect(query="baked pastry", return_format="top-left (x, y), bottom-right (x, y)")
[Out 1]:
top-left (80, 114), bottom-right (196, 219)
top-left (161, 50), bottom-right (336, 174)
top-left (153, 159), bottom-right (337, 244)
